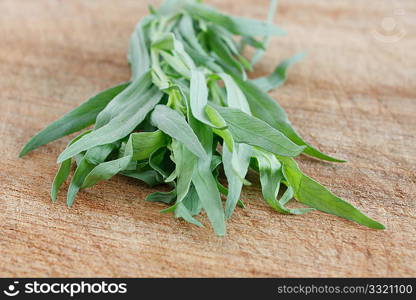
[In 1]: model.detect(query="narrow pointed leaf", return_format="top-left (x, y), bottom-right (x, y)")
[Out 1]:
top-left (232, 75), bottom-right (346, 162)
top-left (253, 149), bottom-right (313, 215)
top-left (251, 0), bottom-right (279, 65)
top-left (172, 140), bottom-right (196, 204)
top-left (189, 116), bottom-right (226, 236)
top-left (51, 130), bottom-right (92, 202)
top-left (66, 143), bottom-right (115, 207)
top-left (280, 157), bottom-right (385, 229)
top-left (189, 69), bottom-right (220, 128)
top-left (19, 83), bottom-right (129, 157)
top-left (175, 203), bottom-right (204, 227)
top-left (58, 85), bottom-right (162, 163)
top-left (94, 71), bottom-right (153, 129)
top-left (129, 17), bottom-right (152, 81)
top-left (223, 144), bottom-right (251, 218)
top-left (185, 2), bottom-right (286, 37)
top-left (218, 72), bottom-right (251, 114)
top-left (51, 159), bottom-right (72, 203)
top-left (251, 53), bottom-right (306, 92)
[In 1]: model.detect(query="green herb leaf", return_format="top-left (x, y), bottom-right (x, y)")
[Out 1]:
top-left (121, 168), bottom-right (163, 187)
top-left (213, 105), bottom-right (306, 157)
top-left (21, 0), bottom-right (383, 235)
top-left (67, 143), bottom-right (115, 206)
top-left (207, 27), bottom-right (245, 78)
top-left (19, 83), bottom-right (129, 157)
top-left (81, 136), bottom-right (134, 188)
top-left (151, 33), bottom-right (175, 51)
top-left (129, 17), bottom-right (152, 80)
top-left (252, 149), bottom-right (313, 214)
top-left (251, 53), bottom-right (306, 92)
top-left (149, 147), bottom-right (175, 179)
top-left (151, 104), bottom-right (207, 159)
top-left (51, 130), bottom-right (92, 202)
top-left (280, 156), bottom-right (385, 229)
top-left (218, 73), bottom-right (251, 113)
top-left (51, 159), bottom-right (72, 203)
top-left (158, 0), bottom-right (189, 16)
top-left (189, 69), bottom-right (221, 128)
top-left (185, 2), bottom-right (286, 37)
top-left (251, 0), bottom-right (279, 65)
top-left (175, 203), bottom-right (204, 227)
top-left (179, 15), bottom-right (209, 56)
top-left (146, 189), bottom-right (177, 204)
top-left (58, 78), bottom-right (162, 163)
top-left (205, 105), bottom-right (234, 151)
top-left (172, 139), bottom-right (196, 203)
top-left (173, 185), bottom-right (203, 227)
top-left (94, 71), bottom-right (153, 128)
top-left (131, 130), bottom-right (168, 161)
top-left (223, 144), bottom-right (251, 218)
top-left (233, 76), bottom-right (346, 162)
top-left (189, 116), bottom-right (226, 236)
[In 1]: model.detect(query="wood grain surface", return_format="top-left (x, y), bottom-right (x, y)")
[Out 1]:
top-left (1, 0), bottom-right (415, 277)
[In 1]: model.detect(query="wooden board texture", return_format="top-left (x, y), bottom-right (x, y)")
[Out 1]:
top-left (1, 0), bottom-right (415, 277)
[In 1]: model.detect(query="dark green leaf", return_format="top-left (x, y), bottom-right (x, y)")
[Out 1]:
top-left (121, 168), bottom-right (163, 187)
top-left (19, 83), bottom-right (129, 157)
top-left (149, 147), bottom-right (175, 179)
top-left (146, 189), bottom-right (177, 204)
top-left (51, 159), bottom-right (72, 203)
top-left (81, 136), bottom-right (133, 188)
top-left (207, 28), bottom-right (245, 78)
top-left (67, 143), bottom-right (115, 206)
top-left (131, 130), bottom-right (168, 161)
top-left (58, 77), bottom-right (162, 163)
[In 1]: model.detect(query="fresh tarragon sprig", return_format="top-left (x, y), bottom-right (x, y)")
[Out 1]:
top-left (19, 0), bottom-right (384, 235)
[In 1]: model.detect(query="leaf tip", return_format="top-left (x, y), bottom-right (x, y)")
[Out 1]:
top-left (370, 221), bottom-right (386, 230)
top-left (66, 195), bottom-right (75, 207)
top-left (50, 191), bottom-right (57, 203)
top-left (56, 154), bottom-right (67, 164)
top-left (18, 146), bottom-right (29, 158)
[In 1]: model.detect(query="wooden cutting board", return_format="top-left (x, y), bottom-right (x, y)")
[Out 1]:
top-left (1, 0), bottom-right (415, 277)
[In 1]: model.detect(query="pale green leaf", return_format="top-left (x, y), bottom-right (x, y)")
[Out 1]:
top-left (151, 105), bottom-right (207, 159)
top-left (213, 105), bottom-right (306, 157)
top-left (280, 156), bottom-right (385, 229)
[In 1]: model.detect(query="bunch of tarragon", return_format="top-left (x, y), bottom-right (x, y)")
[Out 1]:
top-left (20, 0), bottom-right (384, 235)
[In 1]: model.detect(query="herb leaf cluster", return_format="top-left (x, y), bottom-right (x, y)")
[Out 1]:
top-left (20, 0), bottom-right (384, 235)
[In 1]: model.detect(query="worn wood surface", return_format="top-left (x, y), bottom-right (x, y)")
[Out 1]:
top-left (0, 0), bottom-right (415, 277)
